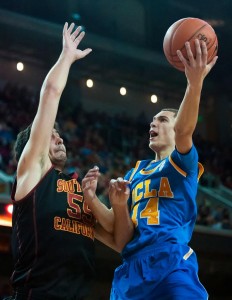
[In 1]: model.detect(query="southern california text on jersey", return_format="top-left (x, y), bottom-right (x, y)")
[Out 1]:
top-left (11, 166), bottom-right (95, 300)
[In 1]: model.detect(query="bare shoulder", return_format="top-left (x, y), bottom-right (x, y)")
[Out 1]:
top-left (15, 146), bottom-right (51, 201)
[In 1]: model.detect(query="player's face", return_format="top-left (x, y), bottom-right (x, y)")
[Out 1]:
top-left (149, 111), bottom-right (176, 152)
top-left (49, 129), bottom-right (67, 168)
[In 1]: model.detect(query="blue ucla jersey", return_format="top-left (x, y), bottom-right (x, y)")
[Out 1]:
top-left (122, 145), bottom-right (203, 258)
top-left (111, 145), bottom-right (208, 300)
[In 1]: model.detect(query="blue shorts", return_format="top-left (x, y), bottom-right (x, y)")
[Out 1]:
top-left (110, 244), bottom-right (208, 300)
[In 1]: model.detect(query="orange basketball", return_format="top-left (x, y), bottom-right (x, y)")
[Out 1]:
top-left (163, 17), bottom-right (218, 72)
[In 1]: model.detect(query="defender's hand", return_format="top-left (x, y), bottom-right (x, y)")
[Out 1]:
top-left (82, 166), bottom-right (100, 204)
top-left (62, 22), bottom-right (92, 62)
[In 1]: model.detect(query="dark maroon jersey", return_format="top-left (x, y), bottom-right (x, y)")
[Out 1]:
top-left (10, 166), bottom-right (95, 300)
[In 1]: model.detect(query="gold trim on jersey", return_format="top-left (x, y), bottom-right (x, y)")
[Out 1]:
top-left (198, 163), bottom-right (204, 181)
top-left (169, 156), bottom-right (187, 177)
top-left (129, 161), bottom-right (142, 181)
top-left (139, 161), bottom-right (163, 175)
top-left (169, 156), bottom-right (204, 180)
top-left (131, 158), bottom-right (204, 181)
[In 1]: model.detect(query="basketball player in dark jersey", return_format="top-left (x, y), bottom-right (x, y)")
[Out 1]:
top-left (106, 40), bottom-right (218, 299)
top-left (7, 23), bottom-right (116, 300)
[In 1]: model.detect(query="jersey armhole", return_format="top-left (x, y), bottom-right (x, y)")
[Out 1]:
top-left (169, 156), bottom-right (187, 177)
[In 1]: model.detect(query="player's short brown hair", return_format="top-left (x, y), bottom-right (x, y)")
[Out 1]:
top-left (14, 122), bottom-right (59, 162)
top-left (161, 108), bottom-right (178, 117)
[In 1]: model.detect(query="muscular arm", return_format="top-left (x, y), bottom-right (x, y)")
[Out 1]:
top-left (88, 195), bottom-right (115, 233)
top-left (82, 167), bottom-right (114, 233)
top-left (94, 222), bottom-right (121, 253)
top-left (109, 178), bottom-right (134, 252)
top-left (16, 23), bottom-right (92, 200)
top-left (174, 40), bottom-right (217, 154)
top-left (82, 169), bottom-right (134, 250)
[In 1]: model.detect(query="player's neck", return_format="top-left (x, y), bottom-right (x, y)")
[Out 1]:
top-left (53, 163), bottom-right (65, 172)
top-left (154, 147), bottom-right (174, 162)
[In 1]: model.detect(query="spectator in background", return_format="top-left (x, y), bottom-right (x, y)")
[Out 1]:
top-left (200, 160), bottom-right (220, 188)
top-left (0, 281), bottom-right (12, 300)
top-left (221, 208), bottom-right (232, 229)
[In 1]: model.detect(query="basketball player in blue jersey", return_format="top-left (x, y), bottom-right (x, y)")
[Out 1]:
top-left (7, 23), bottom-right (116, 300)
top-left (107, 39), bottom-right (218, 299)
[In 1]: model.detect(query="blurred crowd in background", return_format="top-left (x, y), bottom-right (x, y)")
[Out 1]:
top-left (0, 82), bottom-right (232, 229)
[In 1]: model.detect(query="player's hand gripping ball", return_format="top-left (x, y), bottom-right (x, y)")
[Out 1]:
top-left (163, 17), bottom-right (218, 71)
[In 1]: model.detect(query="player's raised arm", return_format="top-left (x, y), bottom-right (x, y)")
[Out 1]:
top-left (15, 23), bottom-right (92, 200)
top-left (174, 39), bottom-right (217, 154)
